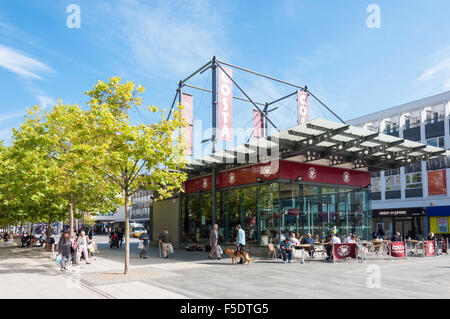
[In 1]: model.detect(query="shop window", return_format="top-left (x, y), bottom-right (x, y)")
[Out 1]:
top-left (385, 169), bottom-right (401, 191)
top-left (405, 172), bottom-right (422, 189)
top-left (371, 177), bottom-right (381, 192)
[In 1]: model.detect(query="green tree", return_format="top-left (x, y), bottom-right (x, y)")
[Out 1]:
top-left (85, 77), bottom-right (187, 274)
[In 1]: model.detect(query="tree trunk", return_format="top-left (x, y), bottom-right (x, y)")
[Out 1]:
top-left (46, 220), bottom-right (52, 244)
top-left (124, 194), bottom-right (130, 274)
top-left (69, 202), bottom-right (74, 238)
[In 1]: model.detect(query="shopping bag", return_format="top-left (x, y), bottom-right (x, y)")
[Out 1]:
top-left (138, 240), bottom-right (144, 250)
top-left (218, 245), bottom-right (223, 255)
top-left (55, 254), bottom-right (62, 266)
top-left (169, 244), bottom-right (174, 254)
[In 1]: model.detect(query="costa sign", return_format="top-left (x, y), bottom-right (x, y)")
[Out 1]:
top-left (389, 241), bottom-right (406, 258)
top-left (297, 90), bottom-right (309, 124)
top-left (218, 66), bottom-right (233, 141)
top-left (181, 93), bottom-right (194, 156)
top-left (332, 243), bottom-right (357, 261)
top-left (426, 240), bottom-right (437, 256)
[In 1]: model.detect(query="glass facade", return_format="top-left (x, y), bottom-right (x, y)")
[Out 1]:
top-left (181, 182), bottom-right (371, 246)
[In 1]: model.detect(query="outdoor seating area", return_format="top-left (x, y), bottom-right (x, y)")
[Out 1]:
top-left (268, 237), bottom-right (448, 264)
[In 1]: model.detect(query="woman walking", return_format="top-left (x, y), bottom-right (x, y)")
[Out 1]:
top-left (77, 231), bottom-right (91, 264)
top-left (58, 231), bottom-right (72, 271)
top-left (70, 234), bottom-right (79, 265)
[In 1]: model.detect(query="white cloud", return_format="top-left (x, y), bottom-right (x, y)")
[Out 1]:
top-left (0, 44), bottom-right (53, 80)
top-left (88, 0), bottom-right (231, 78)
top-left (417, 47), bottom-right (450, 93)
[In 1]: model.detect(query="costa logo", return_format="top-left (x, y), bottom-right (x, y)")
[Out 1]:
top-left (307, 167), bottom-right (317, 180)
top-left (343, 171), bottom-right (351, 183)
top-left (261, 165), bottom-right (272, 177)
top-left (202, 178), bottom-right (208, 189)
top-left (228, 172), bottom-right (236, 184)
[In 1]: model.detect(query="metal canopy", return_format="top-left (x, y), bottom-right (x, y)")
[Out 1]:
top-left (186, 118), bottom-right (450, 175)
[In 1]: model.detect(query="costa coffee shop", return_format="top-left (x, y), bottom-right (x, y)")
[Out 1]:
top-left (372, 207), bottom-right (426, 240)
top-left (152, 118), bottom-right (450, 248)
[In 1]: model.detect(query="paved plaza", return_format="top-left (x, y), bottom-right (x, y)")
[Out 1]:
top-left (0, 235), bottom-right (449, 299)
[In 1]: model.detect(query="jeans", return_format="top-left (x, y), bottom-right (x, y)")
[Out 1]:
top-left (61, 254), bottom-right (71, 268)
top-left (281, 249), bottom-right (292, 262)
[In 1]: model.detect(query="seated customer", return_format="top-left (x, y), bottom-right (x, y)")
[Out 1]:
top-left (344, 234), bottom-right (357, 243)
top-left (289, 232), bottom-right (300, 246)
top-left (391, 232), bottom-right (402, 242)
top-left (301, 233), bottom-right (315, 257)
top-left (325, 233), bottom-right (341, 260)
top-left (280, 238), bottom-right (293, 264)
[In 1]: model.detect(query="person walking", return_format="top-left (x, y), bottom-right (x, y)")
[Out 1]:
top-left (139, 230), bottom-right (150, 259)
top-left (159, 227), bottom-right (172, 258)
top-left (77, 231), bottom-right (91, 264)
top-left (70, 234), bottom-right (79, 265)
top-left (117, 229), bottom-right (124, 248)
top-left (58, 231), bottom-right (72, 271)
top-left (236, 224), bottom-right (246, 264)
top-left (88, 229), bottom-right (93, 240)
top-left (208, 224), bottom-right (222, 260)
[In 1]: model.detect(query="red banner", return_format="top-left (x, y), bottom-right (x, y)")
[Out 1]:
top-left (218, 66), bottom-right (233, 141)
top-left (297, 90), bottom-right (309, 124)
top-left (442, 239), bottom-right (448, 254)
top-left (428, 170), bottom-right (447, 196)
top-left (389, 241), bottom-right (406, 258)
top-left (181, 93), bottom-right (193, 156)
top-left (426, 240), bottom-right (437, 256)
top-left (333, 243), bottom-right (357, 261)
top-left (253, 110), bottom-right (264, 138)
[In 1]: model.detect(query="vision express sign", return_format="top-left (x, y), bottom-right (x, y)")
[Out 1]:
top-left (372, 207), bottom-right (425, 218)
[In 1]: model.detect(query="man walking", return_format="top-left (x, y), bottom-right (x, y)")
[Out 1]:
top-left (236, 224), bottom-right (246, 264)
top-left (159, 227), bottom-right (172, 258)
top-left (208, 224), bottom-right (222, 260)
top-left (139, 230), bottom-right (150, 259)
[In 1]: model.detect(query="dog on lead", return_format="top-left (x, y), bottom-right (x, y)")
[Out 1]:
top-left (224, 248), bottom-right (255, 265)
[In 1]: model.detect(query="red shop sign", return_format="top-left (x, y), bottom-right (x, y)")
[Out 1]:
top-left (389, 241), bottom-right (406, 258)
top-left (333, 243), bottom-right (357, 261)
top-left (426, 240), bottom-right (437, 256)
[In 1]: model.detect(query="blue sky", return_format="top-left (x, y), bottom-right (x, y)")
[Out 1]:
top-left (1, 0), bottom-right (450, 155)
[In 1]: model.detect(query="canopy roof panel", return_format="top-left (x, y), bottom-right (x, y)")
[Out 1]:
top-left (186, 118), bottom-right (450, 175)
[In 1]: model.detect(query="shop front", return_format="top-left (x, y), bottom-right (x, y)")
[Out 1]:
top-left (181, 160), bottom-right (371, 246)
top-left (371, 207), bottom-right (426, 240)
top-left (427, 206), bottom-right (450, 239)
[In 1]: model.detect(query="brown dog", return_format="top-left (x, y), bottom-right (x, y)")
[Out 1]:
top-left (224, 248), bottom-right (255, 265)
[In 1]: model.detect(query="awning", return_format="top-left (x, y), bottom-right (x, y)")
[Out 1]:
top-left (186, 118), bottom-right (450, 175)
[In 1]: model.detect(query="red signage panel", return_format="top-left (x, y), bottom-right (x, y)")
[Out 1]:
top-left (181, 93), bottom-right (193, 156)
top-left (218, 66), bottom-right (233, 141)
top-left (184, 175), bottom-right (212, 194)
top-left (279, 160), bottom-right (370, 188)
top-left (297, 90), bottom-right (309, 124)
top-left (253, 110), bottom-right (264, 138)
top-left (389, 241), bottom-right (406, 258)
top-left (426, 240), bottom-right (437, 256)
top-left (333, 243), bottom-right (357, 261)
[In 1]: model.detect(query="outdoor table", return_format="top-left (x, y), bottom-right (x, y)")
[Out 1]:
top-left (292, 244), bottom-right (312, 263)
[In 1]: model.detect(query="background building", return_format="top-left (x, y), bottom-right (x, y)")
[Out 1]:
top-left (348, 91), bottom-right (450, 239)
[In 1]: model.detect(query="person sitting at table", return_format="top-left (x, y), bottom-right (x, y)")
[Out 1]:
top-left (280, 238), bottom-right (293, 264)
top-left (325, 233), bottom-right (341, 260)
top-left (391, 232), bottom-right (402, 242)
top-left (427, 232), bottom-right (435, 240)
top-left (344, 233), bottom-right (357, 243)
top-left (301, 233), bottom-right (315, 257)
top-left (289, 232), bottom-right (300, 246)
top-left (375, 226), bottom-right (385, 240)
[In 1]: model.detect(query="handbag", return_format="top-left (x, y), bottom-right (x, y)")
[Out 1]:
top-left (217, 245), bottom-right (223, 255)
top-left (55, 254), bottom-right (62, 266)
top-left (138, 240), bottom-right (144, 250)
top-left (169, 244), bottom-right (174, 254)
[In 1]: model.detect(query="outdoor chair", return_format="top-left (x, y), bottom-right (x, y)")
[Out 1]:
top-left (267, 243), bottom-right (281, 262)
